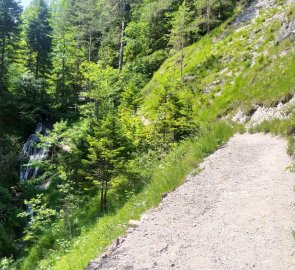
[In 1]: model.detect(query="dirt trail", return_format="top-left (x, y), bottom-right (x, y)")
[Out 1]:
top-left (88, 133), bottom-right (295, 270)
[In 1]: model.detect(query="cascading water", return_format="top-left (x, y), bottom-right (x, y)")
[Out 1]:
top-left (20, 123), bottom-right (49, 182)
top-left (20, 123), bottom-right (50, 218)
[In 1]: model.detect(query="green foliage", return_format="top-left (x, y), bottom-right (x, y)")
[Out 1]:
top-left (19, 194), bottom-right (58, 243)
top-left (24, 122), bottom-right (233, 270)
top-left (1, 0), bottom-right (294, 269)
top-left (251, 113), bottom-right (295, 138)
top-left (286, 3), bottom-right (295, 21)
top-left (0, 257), bottom-right (16, 270)
top-left (0, 188), bottom-right (20, 258)
top-left (74, 0), bottom-right (101, 63)
top-left (194, 0), bottom-right (235, 34)
top-left (26, 0), bottom-right (52, 80)
top-left (251, 113), bottom-right (295, 157)
top-left (82, 114), bottom-right (134, 210)
top-left (124, 0), bottom-right (178, 63)
top-left (0, 0), bottom-right (22, 89)
top-left (142, 2), bottom-right (295, 126)
top-left (80, 61), bottom-right (119, 118)
top-left (50, 0), bottom-right (83, 108)
top-left (0, 131), bottom-right (23, 258)
top-left (143, 74), bottom-right (198, 148)
top-left (169, 0), bottom-right (196, 78)
top-left (169, 1), bottom-right (196, 53)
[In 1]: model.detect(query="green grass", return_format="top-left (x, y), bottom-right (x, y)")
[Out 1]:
top-left (250, 113), bottom-right (295, 157)
top-left (17, 2), bottom-right (295, 269)
top-left (24, 122), bottom-right (234, 270)
top-left (142, 2), bottom-right (295, 124)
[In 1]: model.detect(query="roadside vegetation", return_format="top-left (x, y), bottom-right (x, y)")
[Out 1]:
top-left (0, 0), bottom-right (294, 269)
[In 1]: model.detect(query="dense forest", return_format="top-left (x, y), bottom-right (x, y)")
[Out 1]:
top-left (0, 0), bottom-right (294, 269)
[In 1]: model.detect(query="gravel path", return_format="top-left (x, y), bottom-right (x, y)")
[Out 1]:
top-left (88, 133), bottom-right (295, 270)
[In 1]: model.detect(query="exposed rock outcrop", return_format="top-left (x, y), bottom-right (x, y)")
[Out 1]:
top-left (232, 0), bottom-right (259, 25)
top-left (232, 95), bottom-right (295, 127)
top-left (276, 17), bottom-right (295, 44)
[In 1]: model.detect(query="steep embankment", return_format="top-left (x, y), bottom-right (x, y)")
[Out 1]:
top-left (141, 0), bottom-right (295, 126)
top-left (33, 0), bottom-right (295, 269)
top-left (87, 133), bottom-right (295, 270)
top-left (85, 0), bottom-right (295, 269)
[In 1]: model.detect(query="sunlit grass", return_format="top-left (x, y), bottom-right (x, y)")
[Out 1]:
top-left (17, 1), bottom-right (295, 269)
top-left (28, 122), bottom-right (234, 270)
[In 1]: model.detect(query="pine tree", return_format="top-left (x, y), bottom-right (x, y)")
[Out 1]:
top-left (26, 0), bottom-right (52, 80)
top-left (169, 0), bottom-right (195, 79)
top-left (83, 114), bottom-right (131, 211)
top-left (74, 0), bottom-right (101, 63)
top-left (51, 0), bottom-right (83, 107)
top-left (98, 0), bottom-right (137, 69)
top-left (194, 0), bottom-right (234, 34)
top-left (0, 0), bottom-right (22, 90)
top-left (123, 0), bottom-right (177, 66)
top-left (145, 75), bottom-right (196, 148)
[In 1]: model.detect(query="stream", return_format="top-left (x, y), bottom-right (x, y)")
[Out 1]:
top-left (20, 122), bottom-right (49, 182)
top-left (20, 123), bottom-right (50, 217)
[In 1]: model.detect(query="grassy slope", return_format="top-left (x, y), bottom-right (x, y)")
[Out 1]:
top-left (142, 3), bottom-right (295, 123)
top-left (22, 2), bottom-right (295, 269)
top-left (27, 123), bottom-right (233, 270)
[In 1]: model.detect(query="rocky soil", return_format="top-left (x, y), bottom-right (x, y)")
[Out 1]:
top-left (232, 95), bottom-right (295, 127)
top-left (86, 134), bottom-right (295, 270)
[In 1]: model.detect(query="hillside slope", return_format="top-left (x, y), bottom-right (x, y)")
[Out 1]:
top-left (19, 0), bottom-right (295, 269)
top-left (87, 133), bottom-right (295, 270)
top-left (141, 0), bottom-right (295, 127)
top-left (85, 0), bottom-right (295, 268)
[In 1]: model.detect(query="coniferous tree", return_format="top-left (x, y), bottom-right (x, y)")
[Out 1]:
top-left (81, 60), bottom-right (119, 120)
top-left (98, 0), bottom-right (138, 69)
top-left (194, 0), bottom-right (234, 34)
top-left (169, 0), bottom-right (195, 79)
top-left (124, 0), bottom-right (176, 64)
top-left (83, 114), bottom-right (131, 211)
top-left (117, 0), bottom-right (132, 71)
top-left (0, 0), bottom-right (22, 90)
top-left (26, 0), bottom-right (52, 80)
top-left (74, 0), bottom-right (101, 63)
top-left (51, 0), bottom-right (83, 107)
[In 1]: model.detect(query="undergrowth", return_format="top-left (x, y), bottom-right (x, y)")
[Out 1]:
top-left (19, 122), bottom-right (234, 270)
top-left (15, 1), bottom-right (295, 269)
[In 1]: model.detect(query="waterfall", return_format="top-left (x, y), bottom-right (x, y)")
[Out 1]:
top-left (20, 123), bottom-right (49, 182)
top-left (20, 122), bottom-right (50, 218)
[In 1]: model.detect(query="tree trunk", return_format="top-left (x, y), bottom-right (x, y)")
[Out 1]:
top-left (180, 41), bottom-right (184, 79)
top-left (100, 181), bottom-right (104, 212)
top-left (94, 100), bottom-right (99, 119)
top-left (87, 29), bottom-right (92, 94)
top-left (36, 51), bottom-right (39, 80)
top-left (75, 57), bottom-right (80, 101)
top-left (118, 21), bottom-right (125, 72)
top-left (41, 63), bottom-right (46, 103)
top-left (61, 37), bottom-right (66, 101)
top-left (100, 180), bottom-right (108, 212)
top-left (103, 180), bottom-right (108, 211)
top-left (206, 0), bottom-right (211, 34)
top-left (0, 37), bottom-right (6, 89)
top-left (88, 29), bottom-right (92, 63)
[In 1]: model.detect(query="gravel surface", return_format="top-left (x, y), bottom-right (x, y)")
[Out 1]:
top-left (88, 133), bottom-right (295, 270)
